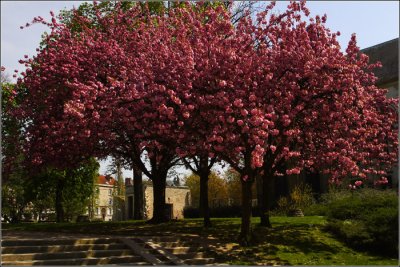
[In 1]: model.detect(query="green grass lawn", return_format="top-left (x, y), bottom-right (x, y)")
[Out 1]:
top-left (3, 216), bottom-right (398, 265)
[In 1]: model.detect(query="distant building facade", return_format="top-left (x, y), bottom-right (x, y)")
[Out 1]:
top-left (125, 178), bottom-right (191, 220)
top-left (91, 175), bottom-right (117, 221)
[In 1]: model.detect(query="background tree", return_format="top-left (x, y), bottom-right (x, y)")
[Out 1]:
top-left (25, 170), bottom-right (57, 222)
top-left (184, 171), bottom-right (228, 208)
top-left (106, 156), bottom-right (125, 196)
top-left (62, 158), bottom-right (99, 221)
top-left (1, 171), bottom-right (29, 223)
top-left (1, 70), bottom-right (29, 223)
top-left (182, 156), bottom-right (217, 227)
top-left (106, 156), bottom-right (127, 221)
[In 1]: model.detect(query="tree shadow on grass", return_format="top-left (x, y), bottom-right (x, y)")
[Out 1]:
top-left (254, 223), bottom-right (342, 255)
top-left (207, 223), bottom-right (344, 265)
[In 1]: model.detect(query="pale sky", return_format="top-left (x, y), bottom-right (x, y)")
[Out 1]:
top-left (1, 1), bottom-right (399, 178)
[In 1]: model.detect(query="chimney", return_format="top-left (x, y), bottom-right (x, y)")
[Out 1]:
top-left (125, 178), bottom-right (132, 186)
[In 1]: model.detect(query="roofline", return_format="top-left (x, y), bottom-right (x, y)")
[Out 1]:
top-left (145, 185), bottom-right (190, 189)
top-left (96, 184), bottom-right (115, 188)
top-left (360, 38), bottom-right (398, 52)
top-left (125, 184), bottom-right (189, 189)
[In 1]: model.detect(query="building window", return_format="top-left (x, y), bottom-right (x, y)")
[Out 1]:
top-left (96, 207), bottom-right (99, 215)
top-left (108, 208), bottom-right (112, 215)
top-left (109, 198), bottom-right (113, 205)
top-left (95, 199), bottom-right (99, 205)
top-left (108, 189), bottom-right (112, 196)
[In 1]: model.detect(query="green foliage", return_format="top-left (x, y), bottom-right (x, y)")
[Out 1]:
top-left (25, 169), bottom-right (60, 221)
top-left (184, 171), bottom-right (228, 208)
top-left (60, 1), bottom-right (135, 34)
top-left (60, 1), bottom-right (164, 35)
top-left (223, 168), bottom-right (257, 207)
top-left (1, 166), bottom-right (29, 223)
top-left (275, 183), bottom-right (314, 215)
top-left (304, 187), bottom-right (354, 216)
top-left (21, 158), bottom-right (99, 222)
top-left (1, 82), bottom-right (29, 223)
top-left (276, 196), bottom-right (290, 215)
top-left (62, 158), bottom-right (100, 221)
top-left (303, 203), bottom-right (328, 216)
top-left (2, 83), bottom-right (23, 180)
top-left (224, 168), bottom-right (242, 206)
top-left (324, 188), bottom-right (398, 256)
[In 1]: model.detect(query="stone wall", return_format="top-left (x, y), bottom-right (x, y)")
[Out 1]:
top-left (132, 185), bottom-right (191, 219)
top-left (143, 185), bottom-right (191, 220)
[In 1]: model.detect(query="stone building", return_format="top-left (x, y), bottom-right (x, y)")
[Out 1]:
top-left (91, 175), bottom-right (117, 221)
top-left (125, 179), bottom-right (191, 220)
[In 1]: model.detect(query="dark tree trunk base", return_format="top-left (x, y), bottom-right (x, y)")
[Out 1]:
top-left (239, 179), bottom-right (254, 246)
top-left (151, 169), bottom-right (169, 225)
top-left (238, 232), bottom-right (254, 246)
top-left (55, 178), bottom-right (65, 223)
top-left (259, 213), bottom-right (272, 228)
top-left (133, 167), bottom-right (144, 220)
top-left (203, 217), bottom-right (212, 228)
top-left (199, 167), bottom-right (211, 229)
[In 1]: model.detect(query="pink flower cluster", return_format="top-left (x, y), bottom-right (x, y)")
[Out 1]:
top-left (374, 177), bottom-right (389, 186)
top-left (13, 1), bottom-right (398, 184)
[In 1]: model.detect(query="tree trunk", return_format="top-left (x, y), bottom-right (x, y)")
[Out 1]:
top-left (199, 170), bottom-right (211, 228)
top-left (257, 174), bottom-right (270, 227)
top-left (133, 166), bottom-right (144, 220)
top-left (259, 173), bottom-right (273, 227)
top-left (259, 168), bottom-right (275, 227)
top-left (55, 178), bottom-right (65, 223)
top-left (148, 170), bottom-right (169, 224)
top-left (239, 178), bottom-right (254, 246)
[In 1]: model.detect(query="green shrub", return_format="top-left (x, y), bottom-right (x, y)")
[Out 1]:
top-left (303, 203), bottom-right (328, 216)
top-left (274, 183), bottom-right (315, 215)
top-left (324, 188), bottom-right (398, 256)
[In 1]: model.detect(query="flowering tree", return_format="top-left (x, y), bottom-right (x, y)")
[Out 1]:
top-left (16, 2), bottom-right (196, 223)
top-left (177, 1), bottom-right (398, 243)
top-left (250, 2), bottom-right (398, 227)
top-left (15, 1), bottom-right (397, 244)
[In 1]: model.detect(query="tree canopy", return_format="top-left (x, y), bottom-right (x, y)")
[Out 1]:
top-left (11, 1), bottom-right (398, 242)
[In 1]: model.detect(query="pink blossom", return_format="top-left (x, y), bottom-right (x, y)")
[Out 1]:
top-left (249, 94), bottom-right (257, 102)
top-left (234, 99), bottom-right (243, 108)
top-left (271, 129), bottom-right (279, 136)
top-left (219, 80), bottom-right (227, 87)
